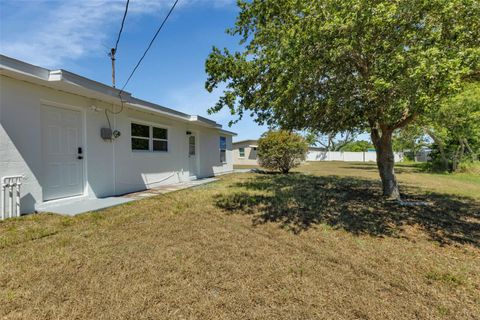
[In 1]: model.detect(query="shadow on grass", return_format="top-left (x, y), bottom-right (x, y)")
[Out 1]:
top-left (346, 162), bottom-right (428, 174)
top-left (215, 173), bottom-right (480, 247)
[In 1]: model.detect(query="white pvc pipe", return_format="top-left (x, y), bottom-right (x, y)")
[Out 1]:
top-left (9, 185), bottom-right (13, 218)
top-left (1, 176), bottom-right (23, 220)
top-left (1, 184), bottom-right (4, 220)
top-left (16, 183), bottom-right (20, 217)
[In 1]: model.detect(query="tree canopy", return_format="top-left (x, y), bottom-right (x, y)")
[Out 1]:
top-left (206, 0), bottom-right (480, 198)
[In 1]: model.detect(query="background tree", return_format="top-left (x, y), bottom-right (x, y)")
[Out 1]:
top-left (257, 130), bottom-right (308, 173)
top-left (426, 82), bottom-right (480, 171)
top-left (341, 140), bottom-right (374, 152)
top-left (308, 132), bottom-right (356, 151)
top-left (392, 125), bottom-right (429, 161)
top-left (206, 0), bottom-right (480, 199)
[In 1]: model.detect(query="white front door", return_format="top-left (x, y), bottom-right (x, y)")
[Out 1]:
top-left (42, 105), bottom-right (84, 201)
top-left (188, 134), bottom-right (197, 179)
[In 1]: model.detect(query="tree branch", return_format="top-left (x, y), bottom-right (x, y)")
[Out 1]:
top-left (393, 113), bottom-right (417, 130)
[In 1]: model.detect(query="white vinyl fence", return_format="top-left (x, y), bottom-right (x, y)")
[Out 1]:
top-left (307, 151), bottom-right (404, 163)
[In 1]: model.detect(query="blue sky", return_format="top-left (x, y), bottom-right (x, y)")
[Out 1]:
top-left (0, 0), bottom-right (268, 141)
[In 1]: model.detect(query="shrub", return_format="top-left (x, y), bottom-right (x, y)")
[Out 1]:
top-left (457, 161), bottom-right (480, 174)
top-left (257, 130), bottom-right (308, 173)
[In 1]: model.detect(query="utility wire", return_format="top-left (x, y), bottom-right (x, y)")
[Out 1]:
top-left (114, 0), bottom-right (130, 53)
top-left (119, 0), bottom-right (180, 93)
top-left (105, 0), bottom-right (130, 126)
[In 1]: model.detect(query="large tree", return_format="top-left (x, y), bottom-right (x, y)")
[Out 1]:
top-left (205, 0), bottom-right (480, 199)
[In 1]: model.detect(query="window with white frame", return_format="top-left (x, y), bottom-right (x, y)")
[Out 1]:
top-left (131, 123), bottom-right (168, 152)
top-left (188, 135), bottom-right (196, 156)
top-left (220, 136), bottom-right (227, 162)
top-left (152, 127), bottom-right (168, 151)
top-left (239, 147), bottom-right (245, 158)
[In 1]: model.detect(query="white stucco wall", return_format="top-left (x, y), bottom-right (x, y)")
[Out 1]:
top-left (197, 128), bottom-right (233, 177)
top-left (0, 75), bottom-right (233, 213)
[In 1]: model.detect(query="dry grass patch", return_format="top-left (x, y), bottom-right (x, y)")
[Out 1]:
top-left (1, 163), bottom-right (479, 319)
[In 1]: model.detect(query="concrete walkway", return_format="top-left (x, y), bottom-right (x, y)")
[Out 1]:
top-left (37, 177), bottom-right (218, 216)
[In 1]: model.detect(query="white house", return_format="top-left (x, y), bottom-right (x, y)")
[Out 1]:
top-left (0, 55), bottom-right (235, 215)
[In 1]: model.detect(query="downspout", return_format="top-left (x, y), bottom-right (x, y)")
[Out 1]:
top-left (113, 103), bottom-right (116, 195)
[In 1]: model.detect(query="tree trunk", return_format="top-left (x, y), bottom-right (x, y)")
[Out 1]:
top-left (452, 139), bottom-right (465, 172)
top-left (412, 140), bottom-right (417, 162)
top-left (371, 129), bottom-right (401, 200)
top-left (463, 138), bottom-right (477, 161)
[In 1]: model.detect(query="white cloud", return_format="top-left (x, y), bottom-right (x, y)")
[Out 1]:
top-left (0, 0), bottom-right (235, 68)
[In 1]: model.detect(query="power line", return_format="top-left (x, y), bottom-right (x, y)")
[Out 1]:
top-left (109, 0), bottom-right (130, 88)
top-left (114, 0), bottom-right (130, 53)
top-left (105, 0), bottom-right (130, 126)
top-left (119, 0), bottom-right (180, 93)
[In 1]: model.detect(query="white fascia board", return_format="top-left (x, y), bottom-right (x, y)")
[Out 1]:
top-left (52, 69), bottom-right (131, 99)
top-left (0, 55), bottom-right (50, 80)
top-left (127, 101), bottom-right (237, 135)
top-left (126, 101), bottom-right (193, 123)
top-left (189, 115), bottom-right (219, 127)
top-left (219, 129), bottom-right (237, 136)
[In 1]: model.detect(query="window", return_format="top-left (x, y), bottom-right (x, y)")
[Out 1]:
top-left (131, 123), bottom-right (150, 151)
top-left (189, 135), bottom-right (196, 156)
top-left (152, 127), bottom-right (168, 152)
top-left (239, 147), bottom-right (245, 157)
top-left (220, 136), bottom-right (227, 163)
top-left (131, 123), bottom-right (168, 152)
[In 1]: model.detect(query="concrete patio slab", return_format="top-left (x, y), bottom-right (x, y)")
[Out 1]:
top-left (35, 177), bottom-right (219, 216)
top-left (124, 177), bottom-right (218, 200)
top-left (36, 197), bottom-right (135, 216)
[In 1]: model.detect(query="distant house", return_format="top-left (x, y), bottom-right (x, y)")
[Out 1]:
top-left (232, 139), bottom-right (259, 166)
top-left (0, 55), bottom-right (236, 214)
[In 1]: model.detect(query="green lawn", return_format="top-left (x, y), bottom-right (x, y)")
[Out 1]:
top-left (1, 162), bottom-right (479, 319)
top-left (297, 161), bottom-right (480, 200)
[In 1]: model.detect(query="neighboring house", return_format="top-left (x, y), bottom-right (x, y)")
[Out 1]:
top-left (402, 147), bottom-right (432, 162)
top-left (0, 55), bottom-right (236, 214)
top-left (232, 140), bottom-right (259, 165)
top-left (415, 148), bottom-right (432, 162)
